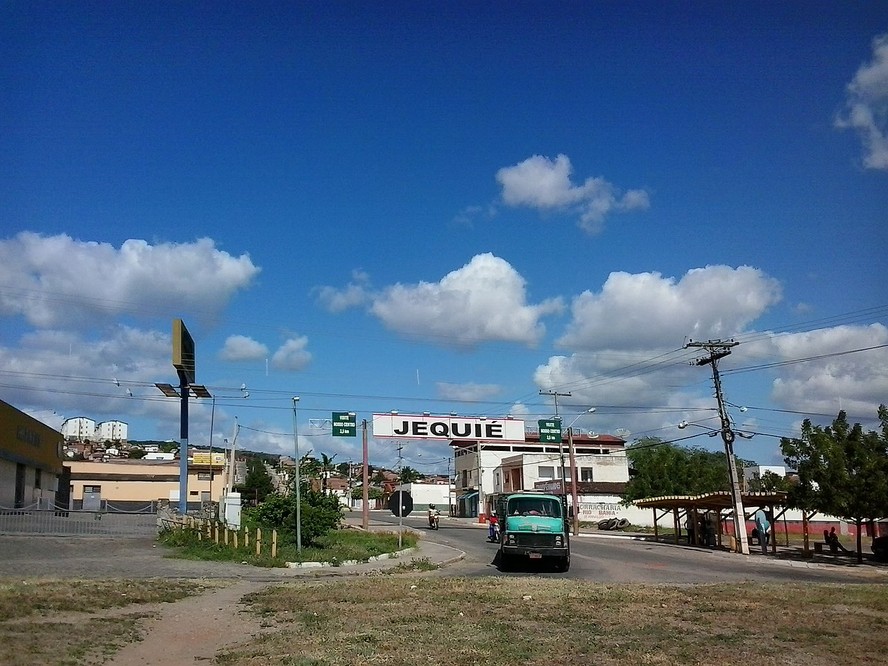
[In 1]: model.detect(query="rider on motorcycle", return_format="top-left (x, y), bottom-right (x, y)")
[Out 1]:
top-left (427, 504), bottom-right (440, 528)
top-left (487, 514), bottom-right (499, 541)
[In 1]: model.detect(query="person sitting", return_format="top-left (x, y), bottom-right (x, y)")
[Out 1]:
top-left (824, 527), bottom-right (850, 553)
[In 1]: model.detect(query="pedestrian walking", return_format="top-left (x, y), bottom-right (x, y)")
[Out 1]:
top-left (754, 509), bottom-right (771, 555)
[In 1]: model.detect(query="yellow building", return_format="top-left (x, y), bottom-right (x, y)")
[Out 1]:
top-left (66, 458), bottom-right (227, 510)
top-left (0, 400), bottom-right (64, 508)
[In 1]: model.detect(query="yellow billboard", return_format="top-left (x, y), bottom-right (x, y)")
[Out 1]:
top-left (192, 451), bottom-right (226, 466)
top-left (0, 400), bottom-right (63, 474)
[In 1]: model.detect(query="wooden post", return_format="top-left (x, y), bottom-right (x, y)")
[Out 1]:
top-left (272, 529), bottom-right (277, 558)
top-left (256, 528), bottom-right (262, 556)
top-left (244, 527), bottom-right (250, 549)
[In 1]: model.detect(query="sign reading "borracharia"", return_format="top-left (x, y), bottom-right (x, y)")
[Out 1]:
top-left (372, 414), bottom-right (526, 442)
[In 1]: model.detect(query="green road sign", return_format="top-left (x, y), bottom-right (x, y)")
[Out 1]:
top-left (538, 419), bottom-right (562, 443)
top-left (332, 411), bottom-right (357, 437)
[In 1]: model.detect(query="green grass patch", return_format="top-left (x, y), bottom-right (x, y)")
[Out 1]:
top-left (0, 578), bottom-right (210, 666)
top-left (224, 578), bottom-right (888, 666)
top-left (158, 526), bottom-right (418, 567)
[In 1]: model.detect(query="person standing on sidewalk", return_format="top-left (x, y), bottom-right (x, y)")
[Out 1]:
top-left (754, 509), bottom-right (771, 555)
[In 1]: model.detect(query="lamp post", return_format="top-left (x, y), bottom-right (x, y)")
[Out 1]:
top-left (292, 396), bottom-right (302, 553)
top-left (564, 408), bottom-right (596, 536)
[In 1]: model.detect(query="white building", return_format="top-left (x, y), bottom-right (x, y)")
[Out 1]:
top-left (97, 420), bottom-right (128, 442)
top-left (61, 417), bottom-right (97, 442)
top-left (743, 465), bottom-right (787, 488)
top-left (393, 481), bottom-right (456, 515)
top-left (452, 431), bottom-right (629, 519)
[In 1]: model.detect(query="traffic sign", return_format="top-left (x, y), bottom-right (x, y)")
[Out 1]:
top-left (332, 411), bottom-right (357, 437)
top-left (538, 419), bottom-right (562, 443)
top-left (388, 490), bottom-right (413, 517)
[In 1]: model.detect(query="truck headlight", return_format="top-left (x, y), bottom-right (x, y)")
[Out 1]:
top-left (507, 534), bottom-right (516, 544)
top-left (555, 536), bottom-right (562, 546)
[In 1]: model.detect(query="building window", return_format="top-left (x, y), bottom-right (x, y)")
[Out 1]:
top-left (580, 468), bottom-right (594, 482)
top-left (538, 466), bottom-right (555, 480)
top-left (35, 469), bottom-right (42, 489)
top-left (84, 485), bottom-right (101, 493)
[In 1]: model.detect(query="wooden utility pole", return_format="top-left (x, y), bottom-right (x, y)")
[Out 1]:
top-left (362, 419), bottom-right (369, 530)
top-left (540, 389), bottom-right (571, 491)
top-left (686, 339), bottom-right (749, 555)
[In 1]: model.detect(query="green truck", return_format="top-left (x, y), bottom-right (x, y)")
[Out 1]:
top-left (494, 491), bottom-right (570, 572)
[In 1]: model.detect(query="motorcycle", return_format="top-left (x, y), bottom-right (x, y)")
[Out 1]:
top-left (487, 520), bottom-right (500, 542)
top-left (428, 512), bottom-right (440, 530)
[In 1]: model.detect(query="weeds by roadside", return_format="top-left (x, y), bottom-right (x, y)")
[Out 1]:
top-left (222, 577), bottom-right (888, 666)
top-left (0, 579), bottom-right (211, 666)
top-left (158, 526), bottom-right (418, 567)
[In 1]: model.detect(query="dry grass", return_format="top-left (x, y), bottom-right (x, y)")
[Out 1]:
top-left (0, 578), bottom-right (212, 666)
top-left (221, 577), bottom-right (888, 666)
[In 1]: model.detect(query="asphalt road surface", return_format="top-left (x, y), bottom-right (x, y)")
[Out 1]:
top-left (378, 514), bottom-right (886, 585)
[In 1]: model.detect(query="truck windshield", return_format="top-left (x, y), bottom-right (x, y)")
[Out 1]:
top-left (508, 497), bottom-right (562, 518)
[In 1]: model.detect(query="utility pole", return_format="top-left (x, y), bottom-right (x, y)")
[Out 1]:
top-left (567, 426), bottom-right (580, 536)
top-left (540, 390), bottom-right (571, 492)
top-left (686, 339), bottom-right (749, 555)
top-left (396, 441), bottom-right (404, 548)
top-left (362, 419), bottom-right (369, 530)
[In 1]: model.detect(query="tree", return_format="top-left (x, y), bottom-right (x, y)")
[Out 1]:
top-left (623, 438), bottom-right (733, 503)
top-left (236, 458), bottom-right (275, 506)
top-left (246, 487), bottom-right (342, 548)
top-left (781, 406), bottom-right (888, 563)
top-left (299, 455), bottom-right (322, 480)
top-left (319, 453), bottom-right (337, 494)
top-left (399, 466), bottom-right (422, 484)
top-left (746, 470), bottom-right (791, 493)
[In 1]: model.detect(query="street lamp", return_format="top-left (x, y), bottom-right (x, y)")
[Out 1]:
top-left (292, 396), bottom-right (302, 554)
top-left (562, 408), bottom-right (596, 536)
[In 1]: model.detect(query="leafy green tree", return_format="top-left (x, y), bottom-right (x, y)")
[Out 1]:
top-left (319, 453), bottom-right (337, 494)
top-left (746, 470), bottom-right (791, 493)
top-left (236, 458), bottom-right (275, 505)
top-left (399, 466), bottom-right (422, 483)
top-left (246, 484), bottom-right (343, 547)
top-left (299, 455), bottom-right (322, 480)
top-left (623, 438), bottom-right (732, 503)
top-left (781, 406), bottom-right (888, 562)
top-left (351, 485), bottom-right (383, 500)
top-left (372, 469), bottom-right (388, 485)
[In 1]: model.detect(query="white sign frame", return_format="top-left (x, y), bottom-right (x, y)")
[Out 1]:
top-left (372, 414), bottom-right (526, 442)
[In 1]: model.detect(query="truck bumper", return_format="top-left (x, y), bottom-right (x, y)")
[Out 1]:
top-left (501, 545), bottom-right (568, 558)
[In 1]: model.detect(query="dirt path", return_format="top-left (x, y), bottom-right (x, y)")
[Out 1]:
top-left (105, 580), bottom-right (270, 665)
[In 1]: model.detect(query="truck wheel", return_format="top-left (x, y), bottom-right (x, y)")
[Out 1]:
top-left (498, 553), bottom-right (512, 571)
top-left (555, 555), bottom-right (570, 572)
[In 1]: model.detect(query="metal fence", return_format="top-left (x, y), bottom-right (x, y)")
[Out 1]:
top-left (0, 503), bottom-right (159, 537)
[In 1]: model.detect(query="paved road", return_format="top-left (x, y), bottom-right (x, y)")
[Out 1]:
top-left (377, 513), bottom-right (888, 584)
top-left (1, 513), bottom-right (883, 585)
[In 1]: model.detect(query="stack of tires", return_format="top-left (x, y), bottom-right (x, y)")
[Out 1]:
top-left (597, 517), bottom-right (630, 531)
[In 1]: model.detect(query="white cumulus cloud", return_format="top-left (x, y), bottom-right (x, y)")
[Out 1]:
top-left (369, 253), bottom-right (564, 347)
top-left (766, 324), bottom-right (888, 416)
top-left (0, 232), bottom-right (260, 328)
top-left (558, 265), bottom-right (782, 351)
top-left (315, 270), bottom-right (371, 313)
top-left (220, 335), bottom-right (269, 362)
top-left (836, 32), bottom-right (888, 170)
top-left (271, 336), bottom-right (312, 371)
top-left (495, 154), bottom-right (650, 233)
top-left (436, 382), bottom-right (502, 401)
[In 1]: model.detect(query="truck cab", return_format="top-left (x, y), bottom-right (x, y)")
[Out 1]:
top-left (495, 491), bottom-right (570, 572)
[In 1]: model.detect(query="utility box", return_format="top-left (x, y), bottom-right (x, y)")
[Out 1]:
top-left (222, 491), bottom-right (241, 528)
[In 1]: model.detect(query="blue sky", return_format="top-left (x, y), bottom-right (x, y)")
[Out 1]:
top-left (2, 2), bottom-right (886, 474)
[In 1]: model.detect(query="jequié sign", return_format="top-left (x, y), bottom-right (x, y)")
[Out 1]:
top-left (372, 414), bottom-right (526, 441)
